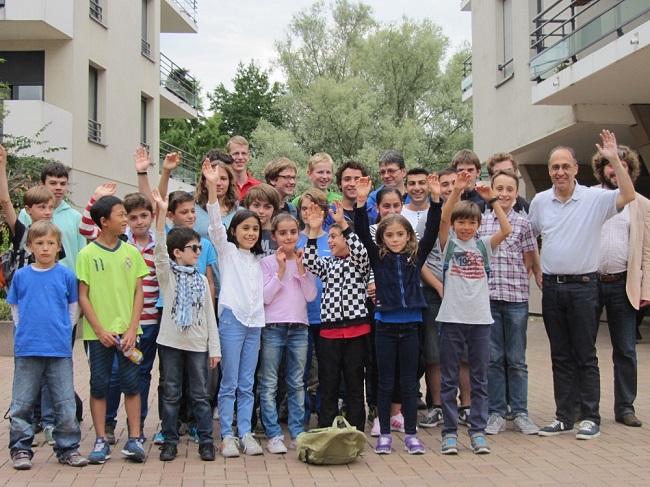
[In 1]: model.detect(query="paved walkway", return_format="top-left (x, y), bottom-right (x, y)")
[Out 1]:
top-left (1, 317), bottom-right (649, 486)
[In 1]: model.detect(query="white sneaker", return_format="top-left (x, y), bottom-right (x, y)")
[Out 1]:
top-left (513, 413), bottom-right (540, 435)
top-left (241, 433), bottom-right (263, 455)
top-left (485, 413), bottom-right (506, 435)
top-left (212, 407), bottom-right (219, 420)
top-left (289, 438), bottom-right (298, 450)
top-left (266, 435), bottom-right (287, 454)
top-left (220, 435), bottom-right (240, 458)
top-left (371, 417), bottom-right (381, 437)
top-left (390, 413), bottom-right (405, 433)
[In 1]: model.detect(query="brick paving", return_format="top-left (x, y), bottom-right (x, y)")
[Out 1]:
top-left (1, 316), bottom-right (650, 486)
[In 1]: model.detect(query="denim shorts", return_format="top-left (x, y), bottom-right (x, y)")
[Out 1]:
top-left (85, 340), bottom-right (140, 398)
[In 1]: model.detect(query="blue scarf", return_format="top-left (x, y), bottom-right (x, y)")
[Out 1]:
top-left (169, 260), bottom-right (205, 331)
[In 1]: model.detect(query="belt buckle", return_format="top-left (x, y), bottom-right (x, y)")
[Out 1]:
top-left (556, 275), bottom-right (566, 284)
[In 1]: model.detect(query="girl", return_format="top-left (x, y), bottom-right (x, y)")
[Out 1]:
top-left (355, 175), bottom-right (442, 455)
top-left (260, 214), bottom-right (317, 453)
top-left (203, 160), bottom-right (265, 458)
top-left (297, 190), bottom-right (331, 425)
top-left (367, 186), bottom-right (411, 437)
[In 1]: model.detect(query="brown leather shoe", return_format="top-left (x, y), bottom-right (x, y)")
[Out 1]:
top-left (616, 413), bottom-right (642, 427)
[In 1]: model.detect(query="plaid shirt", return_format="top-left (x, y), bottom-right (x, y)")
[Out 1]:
top-left (479, 209), bottom-right (537, 303)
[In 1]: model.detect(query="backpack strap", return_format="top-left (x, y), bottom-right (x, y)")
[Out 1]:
top-left (286, 201), bottom-right (298, 219)
top-left (442, 238), bottom-right (491, 285)
top-left (476, 238), bottom-right (491, 280)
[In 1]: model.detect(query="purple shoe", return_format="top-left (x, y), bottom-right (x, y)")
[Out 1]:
top-left (404, 434), bottom-right (425, 455)
top-left (374, 434), bottom-right (392, 455)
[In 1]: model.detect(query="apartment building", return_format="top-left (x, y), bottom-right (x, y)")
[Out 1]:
top-left (0, 0), bottom-right (199, 207)
top-left (461, 0), bottom-right (650, 199)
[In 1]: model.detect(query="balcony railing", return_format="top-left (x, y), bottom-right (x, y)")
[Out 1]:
top-left (461, 56), bottom-right (473, 93)
top-left (530, 0), bottom-right (650, 81)
top-left (160, 52), bottom-right (199, 110)
top-left (173, 0), bottom-right (198, 24)
top-left (88, 119), bottom-right (102, 143)
top-left (141, 38), bottom-right (152, 58)
top-left (89, 0), bottom-right (103, 23)
top-left (159, 140), bottom-right (198, 185)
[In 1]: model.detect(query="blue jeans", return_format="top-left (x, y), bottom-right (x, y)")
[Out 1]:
top-left (488, 301), bottom-right (529, 416)
top-left (259, 323), bottom-right (308, 439)
top-left (159, 345), bottom-right (212, 445)
top-left (440, 323), bottom-right (490, 437)
top-left (542, 277), bottom-right (601, 425)
top-left (218, 308), bottom-right (262, 438)
top-left (303, 324), bottom-right (321, 422)
top-left (105, 323), bottom-right (159, 428)
top-left (375, 322), bottom-right (419, 435)
top-left (10, 357), bottom-right (81, 458)
top-left (597, 278), bottom-right (638, 418)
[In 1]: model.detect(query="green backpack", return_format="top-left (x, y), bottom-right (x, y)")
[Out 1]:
top-left (297, 416), bottom-right (366, 465)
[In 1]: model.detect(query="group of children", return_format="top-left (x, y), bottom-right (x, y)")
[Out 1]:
top-left (3, 138), bottom-right (539, 469)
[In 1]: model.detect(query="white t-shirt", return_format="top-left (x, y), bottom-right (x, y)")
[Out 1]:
top-left (401, 207), bottom-right (429, 232)
top-left (436, 236), bottom-right (494, 325)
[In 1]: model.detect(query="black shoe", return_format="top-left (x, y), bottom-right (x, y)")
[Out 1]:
top-left (159, 442), bottom-right (178, 461)
top-left (417, 398), bottom-right (428, 410)
top-left (199, 443), bottom-right (216, 461)
top-left (616, 412), bottom-right (642, 427)
top-left (105, 423), bottom-right (116, 445)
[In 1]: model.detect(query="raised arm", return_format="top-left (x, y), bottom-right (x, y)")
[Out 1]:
top-left (0, 144), bottom-right (17, 235)
top-left (151, 189), bottom-right (171, 288)
top-left (476, 185), bottom-right (512, 249)
top-left (157, 151), bottom-right (182, 200)
top-left (596, 130), bottom-right (635, 210)
top-left (353, 177), bottom-right (379, 263)
top-left (440, 171), bottom-right (471, 250)
top-left (79, 183), bottom-right (117, 241)
top-left (134, 146), bottom-right (156, 209)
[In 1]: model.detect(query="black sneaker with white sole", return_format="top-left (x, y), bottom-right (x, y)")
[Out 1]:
top-left (538, 419), bottom-right (573, 436)
top-left (576, 420), bottom-right (600, 440)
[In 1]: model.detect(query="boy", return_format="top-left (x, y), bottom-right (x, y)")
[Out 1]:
top-left (152, 189), bottom-right (221, 462)
top-left (243, 184), bottom-right (281, 257)
top-left (324, 160), bottom-right (375, 228)
top-left (451, 149), bottom-right (486, 212)
top-left (479, 170), bottom-right (539, 436)
top-left (263, 157), bottom-right (298, 217)
top-left (227, 135), bottom-right (261, 199)
top-left (402, 168), bottom-right (430, 230)
top-left (303, 200), bottom-right (370, 432)
top-left (18, 161), bottom-right (86, 271)
top-left (436, 171), bottom-right (511, 455)
top-left (291, 153), bottom-right (342, 207)
top-left (76, 195), bottom-right (149, 464)
top-left (7, 221), bottom-right (87, 470)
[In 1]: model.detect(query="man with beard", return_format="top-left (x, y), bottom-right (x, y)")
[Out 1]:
top-left (589, 144), bottom-right (650, 427)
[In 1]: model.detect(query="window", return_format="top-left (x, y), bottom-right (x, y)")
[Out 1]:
top-left (497, 0), bottom-right (514, 83)
top-left (141, 0), bottom-right (152, 59)
top-left (0, 51), bottom-right (45, 100)
top-left (89, 0), bottom-right (103, 23)
top-left (140, 96), bottom-right (149, 150)
top-left (88, 66), bottom-right (101, 143)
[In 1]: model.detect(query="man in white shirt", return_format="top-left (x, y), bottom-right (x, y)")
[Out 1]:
top-left (590, 145), bottom-right (650, 427)
top-left (401, 168), bottom-right (430, 231)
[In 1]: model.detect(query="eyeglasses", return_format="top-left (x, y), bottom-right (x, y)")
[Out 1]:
top-left (277, 174), bottom-right (297, 181)
top-left (183, 244), bottom-right (203, 253)
top-left (379, 168), bottom-right (400, 176)
top-left (549, 163), bottom-right (575, 173)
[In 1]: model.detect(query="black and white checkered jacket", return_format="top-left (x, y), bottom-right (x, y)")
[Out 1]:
top-left (303, 227), bottom-right (370, 328)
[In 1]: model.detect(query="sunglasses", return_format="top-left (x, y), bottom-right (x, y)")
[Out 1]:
top-left (183, 244), bottom-right (203, 253)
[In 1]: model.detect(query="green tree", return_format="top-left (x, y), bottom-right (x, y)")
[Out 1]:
top-left (208, 61), bottom-right (283, 139)
top-left (160, 112), bottom-right (228, 163)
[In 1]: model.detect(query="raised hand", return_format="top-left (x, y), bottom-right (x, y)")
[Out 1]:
top-left (92, 183), bottom-right (117, 201)
top-left (151, 188), bottom-right (168, 214)
top-left (163, 151), bottom-right (182, 171)
top-left (427, 173), bottom-right (440, 202)
top-left (295, 248), bottom-right (305, 272)
top-left (330, 199), bottom-right (346, 225)
top-left (596, 129), bottom-right (619, 162)
top-left (134, 146), bottom-right (151, 173)
top-left (0, 144), bottom-right (6, 168)
top-left (306, 202), bottom-right (325, 229)
top-left (201, 158), bottom-right (219, 185)
top-left (275, 247), bottom-right (287, 270)
top-left (356, 176), bottom-right (372, 201)
top-left (476, 184), bottom-right (496, 202)
top-left (455, 171), bottom-right (472, 192)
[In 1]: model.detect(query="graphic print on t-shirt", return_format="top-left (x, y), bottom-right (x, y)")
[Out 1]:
top-left (449, 249), bottom-right (486, 280)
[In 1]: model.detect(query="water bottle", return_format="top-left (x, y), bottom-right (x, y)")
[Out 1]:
top-left (115, 337), bottom-right (143, 364)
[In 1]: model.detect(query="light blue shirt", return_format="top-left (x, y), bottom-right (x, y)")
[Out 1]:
top-left (528, 182), bottom-right (619, 275)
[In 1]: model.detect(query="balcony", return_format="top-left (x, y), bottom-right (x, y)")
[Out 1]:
top-left (160, 52), bottom-right (199, 119)
top-left (461, 55), bottom-right (472, 102)
top-left (529, 0), bottom-right (650, 105)
top-left (2, 100), bottom-right (73, 166)
top-left (159, 141), bottom-right (198, 185)
top-left (161, 0), bottom-right (198, 34)
top-left (0, 0), bottom-right (73, 40)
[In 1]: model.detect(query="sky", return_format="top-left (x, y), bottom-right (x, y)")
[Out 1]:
top-left (160, 0), bottom-right (471, 103)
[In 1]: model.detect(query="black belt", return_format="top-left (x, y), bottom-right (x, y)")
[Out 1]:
top-left (597, 271), bottom-right (626, 282)
top-left (543, 273), bottom-right (596, 284)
